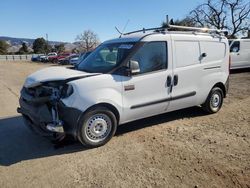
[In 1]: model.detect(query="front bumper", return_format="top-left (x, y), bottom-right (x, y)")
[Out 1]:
top-left (17, 88), bottom-right (82, 139)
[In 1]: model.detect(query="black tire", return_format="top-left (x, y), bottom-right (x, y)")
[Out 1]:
top-left (202, 87), bottom-right (224, 114)
top-left (52, 59), bottom-right (58, 64)
top-left (77, 107), bottom-right (117, 148)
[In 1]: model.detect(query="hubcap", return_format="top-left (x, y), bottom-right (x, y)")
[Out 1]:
top-left (211, 93), bottom-right (221, 109)
top-left (85, 114), bottom-right (112, 143)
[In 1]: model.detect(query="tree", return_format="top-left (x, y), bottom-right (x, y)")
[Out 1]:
top-left (54, 43), bottom-right (65, 53)
top-left (32, 38), bottom-right (51, 54)
top-left (0, 40), bottom-right (9, 55)
top-left (72, 48), bottom-right (79, 54)
top-left (227, 0), bottom-right (250, 37)
top-left (162, 17), bottom-right (196, 28)
top-left (18, 42), bottom-right (29, 54)
top-left (190, 0), bottom-right (250, 38)
top-left (75, 30), bottom-right (100, 52)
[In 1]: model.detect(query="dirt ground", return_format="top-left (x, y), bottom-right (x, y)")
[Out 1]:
top-left (0, 61), bottom-right (249, 188)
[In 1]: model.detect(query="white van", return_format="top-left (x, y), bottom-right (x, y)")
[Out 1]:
top-left (17, 25), bottom-right (230, 147)
top-left (229, 39), bottom-right (250, 69)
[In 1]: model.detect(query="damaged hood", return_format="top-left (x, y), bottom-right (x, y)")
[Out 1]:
top-left (24, 66), bottom-right (97, 88)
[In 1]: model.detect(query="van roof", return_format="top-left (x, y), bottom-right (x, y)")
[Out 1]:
top-left (229, 38), bottom-right (250, 42)
top-left (104, 30), bottom-right (227, 44)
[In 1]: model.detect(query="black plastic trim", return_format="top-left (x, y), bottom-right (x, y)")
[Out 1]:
top-left (130, 91), bottom-right (196, 109)
top-left (225, 76), bottom-right (229, 95)
top-left (204, 66), bottom-right (221, 70)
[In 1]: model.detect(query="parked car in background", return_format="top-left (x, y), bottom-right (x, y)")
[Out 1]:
top-left (31, 54), bottom-right (40, 62)
top-left (58, 54), bottom-right (75, 65)
top-left (47, 52), bottom-right (58, 63)
top-left (72, 51), bottom-right (92, 66)
top-left (55, 53), bottom-right (71, 64)
top-left (229, 39), bottom-right (250, 69)
top-left (18, 25), bottom-right (230, 148)
top-left (68, 54), bottom-right (80, 65)
top-left (38, 54), bottom-right (47, 62)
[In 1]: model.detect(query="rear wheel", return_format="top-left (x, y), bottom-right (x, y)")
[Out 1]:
top-left (77, 107), bottom-right (117, 148)
top-left (52, 59), bottom-right (58, 63)
top-left (202, 87), bottom-right (223, 114)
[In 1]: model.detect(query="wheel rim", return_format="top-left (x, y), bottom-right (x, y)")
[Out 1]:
top-left (84, 114), bottom-right (112, 143)
top-left (210, 92), bottom-right (221, 111)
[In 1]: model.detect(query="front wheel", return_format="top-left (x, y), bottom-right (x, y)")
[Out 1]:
top-left (52, 59), bottom-right (58, 64)
top-left (202, 87), bottom-right (224, 114)
top-left (77, 107), bottom-right (117, 148)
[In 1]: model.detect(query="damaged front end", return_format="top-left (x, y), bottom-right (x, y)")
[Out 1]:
top-left (17, 81), bottom-right (81, 139)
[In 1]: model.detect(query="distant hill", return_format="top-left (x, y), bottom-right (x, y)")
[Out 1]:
top-left (0, 36), bottom-right (77, 53)
top-left (0, 36), bottom-right (64, 46)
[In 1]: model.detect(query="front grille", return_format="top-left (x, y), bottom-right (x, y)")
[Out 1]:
top-left (24, 86), bottom-right (53, 98)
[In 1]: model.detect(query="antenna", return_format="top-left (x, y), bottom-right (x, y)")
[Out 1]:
top-left (115, 19), bottom-right (130, 37)
top-left (166, 15), bottom-right (169, 27)
top-left (115, 27), bottom-right (122, 35)
top-left (122, 19), bottom-right (130, 33)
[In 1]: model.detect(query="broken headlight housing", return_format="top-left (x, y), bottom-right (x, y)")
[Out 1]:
top-left (60, 84), bottom-right (74, 99)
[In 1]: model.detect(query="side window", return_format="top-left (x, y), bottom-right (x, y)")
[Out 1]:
top-left (230, 41), bottom-right (240, 52)
top-left (175, 41), bottom-right (200, 68)
top-left (130, 42), bottom-right (167, 74)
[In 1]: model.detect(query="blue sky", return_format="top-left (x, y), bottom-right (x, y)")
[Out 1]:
top-left (0, 0), bottom-right (204, 42)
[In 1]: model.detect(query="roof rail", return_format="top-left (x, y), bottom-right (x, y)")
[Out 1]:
top-left (123, 24), bottom-right (228, 36)
top-left (123, 27), bottom-right (165, 35)
top-left (168, 24), bottom-right (227, 34)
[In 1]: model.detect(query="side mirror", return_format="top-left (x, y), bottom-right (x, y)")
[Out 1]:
top-left (130, 60), bottom-right (140, 74)
top-left (231, 47), bottom-right (239, 53)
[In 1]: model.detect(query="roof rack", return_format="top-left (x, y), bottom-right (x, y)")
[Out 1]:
top-left (123, 27), bottom-right (165, 35)
top-left (168, 24), bottom-right (227, 34)
top-left (123, 24), bottom-right (227, 36)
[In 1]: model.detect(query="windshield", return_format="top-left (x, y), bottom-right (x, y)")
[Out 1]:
top-left (77, 42), bottom-right (135, 73)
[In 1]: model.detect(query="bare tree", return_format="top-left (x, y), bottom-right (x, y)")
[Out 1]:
top-left (227, 0), bottom-right (250, 37)
top-left (162, 17), bottom-right (196, 28)
top-left (190, 0), bottom-right (227, 29)
top-left (76, 30), bottom-right (100, 52)
top-left (190, 0), bottom-right (250, 38)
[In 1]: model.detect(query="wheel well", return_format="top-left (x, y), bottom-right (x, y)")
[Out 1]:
top-left (86, 103), bottom-right (120, 123)
top-left (213, 82), bottom-right (226, 97)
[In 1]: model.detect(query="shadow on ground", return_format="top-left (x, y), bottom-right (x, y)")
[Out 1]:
top-left (230, 67), bottom-right (250, 74)
top-left (0, 106), bottom-right (206, 166)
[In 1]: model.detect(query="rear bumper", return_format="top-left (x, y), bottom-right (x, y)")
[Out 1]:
top-left (17, 97), bottom-right (82, 139)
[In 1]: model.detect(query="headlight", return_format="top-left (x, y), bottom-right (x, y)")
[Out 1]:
top-left (24, 77), bottom-right (41, 88)
top-left (61, 84), bottom-right (74, 98)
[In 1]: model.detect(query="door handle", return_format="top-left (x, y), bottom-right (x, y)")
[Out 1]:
top-left (167, 75), bottom-right (172, 87)
top-left (124, 85), bottom-right (135, 91)
top-left (173, 75), bottom-right (178, 86)
top-left (201, 53), bottom-right (207, 58)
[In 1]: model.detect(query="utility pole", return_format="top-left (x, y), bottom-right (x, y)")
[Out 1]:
top-left (46, 33), bottom-right (49, 54)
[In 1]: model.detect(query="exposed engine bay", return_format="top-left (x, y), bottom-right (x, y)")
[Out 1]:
top-left (17, 80), bottom-right (80, 139)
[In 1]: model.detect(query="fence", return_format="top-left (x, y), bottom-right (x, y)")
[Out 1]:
top-left (0, 55), bottom-right (34, 61)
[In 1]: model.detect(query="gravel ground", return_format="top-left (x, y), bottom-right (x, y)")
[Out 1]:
top-left (0, 61), bottom-right (249, 188)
